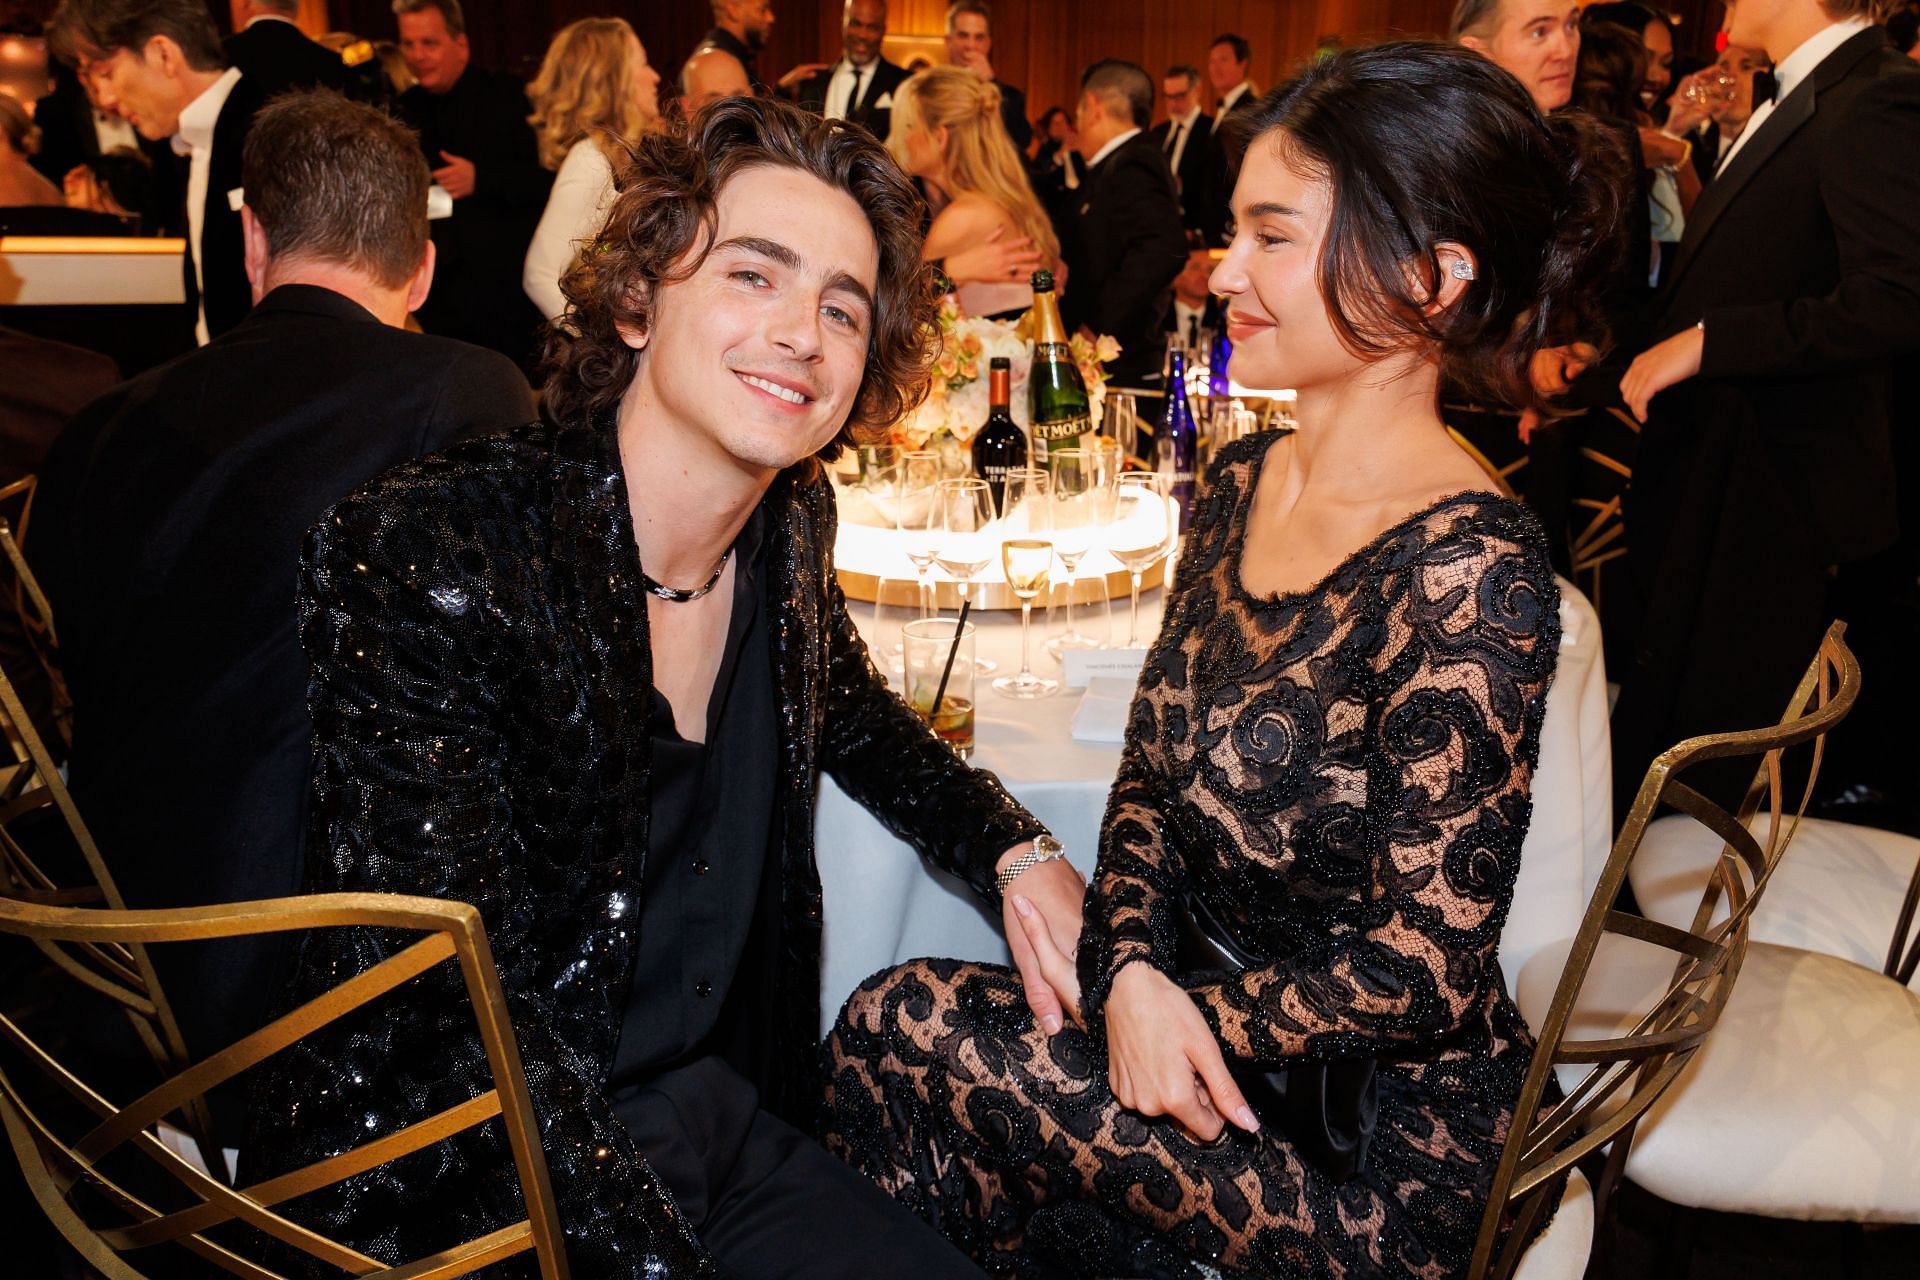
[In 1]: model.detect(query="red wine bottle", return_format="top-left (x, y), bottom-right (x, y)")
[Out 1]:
top-left (971, 357), bottom-right (1026, 514)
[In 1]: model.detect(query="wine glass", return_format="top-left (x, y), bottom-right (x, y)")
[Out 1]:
top-left (1100, 391), bottom-right (1140, 462)
top-left (1046, 447), bottom-right (1102, 656)
top-left (1110, 473), bottom-right (1174, 649)
top-left (994, 536), bottom-right (1058, 698)
top-left (932, 477), bottom-right (996, 608)
top-left (898, 450), bottom-right (941, 617)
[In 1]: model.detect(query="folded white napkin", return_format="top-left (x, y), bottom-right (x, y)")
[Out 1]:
top-left (1071, 676), bottom-right (1135, 744)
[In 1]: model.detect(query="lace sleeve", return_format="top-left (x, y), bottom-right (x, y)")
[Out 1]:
top-left (1184, 512), bottom-right (1560, 1064)
top-left (1076, 443), bottom-right (1256, 1029)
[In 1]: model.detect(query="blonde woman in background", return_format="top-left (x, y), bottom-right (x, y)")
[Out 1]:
top-left (0, 96), bottom-right (62, 209)
top-left (890, 64), bottom-right (1059, 318)
top-left (522, 18), bottom-right (660, 322)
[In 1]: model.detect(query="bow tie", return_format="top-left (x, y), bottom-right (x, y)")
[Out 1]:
top-left (1752, 68), bottom-right (1778, 106)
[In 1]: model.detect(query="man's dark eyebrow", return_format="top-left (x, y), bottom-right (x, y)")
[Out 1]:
top-left (714, 234), bottom-right (803, 270)
top-left (715, 234), bottom-right (874, 313)
top-left (1245, 202), bottom-right (1304, 219)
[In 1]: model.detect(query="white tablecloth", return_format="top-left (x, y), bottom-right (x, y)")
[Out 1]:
top-left (816, 580), bottom-right (1612, 1035)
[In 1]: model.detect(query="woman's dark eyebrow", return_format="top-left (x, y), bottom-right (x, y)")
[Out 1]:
top-left (1245, 202), bottom-right (1304, 219)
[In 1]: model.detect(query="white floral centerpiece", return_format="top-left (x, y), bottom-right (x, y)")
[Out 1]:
top-left (890, 297), bottom-right (1120, 462)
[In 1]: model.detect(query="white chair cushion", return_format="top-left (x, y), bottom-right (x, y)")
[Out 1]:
top-left (1512, 1167), bottom-right (1595, 1280)
top-left (1628, 814), bottom-right (1917, 978)
top-left (1517, 937), bottom-right (1920, 1222)
top-left (1498, 581), bottom-right (1613, 997)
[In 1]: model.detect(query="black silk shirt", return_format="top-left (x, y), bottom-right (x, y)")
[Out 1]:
top-left (247, 420), bottom-right (1047, 1277)
top-left (616, 509), bottom-right (775, 1085)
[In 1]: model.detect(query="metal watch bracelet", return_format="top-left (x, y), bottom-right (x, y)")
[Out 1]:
top-left (997, 835), bottom-right (1067, 894)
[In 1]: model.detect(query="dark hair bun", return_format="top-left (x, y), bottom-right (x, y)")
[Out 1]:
top-left (1242, 41), bottom-right (1630, 412)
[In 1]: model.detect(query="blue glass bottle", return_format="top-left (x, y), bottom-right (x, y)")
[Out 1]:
top-left (1159, 341), bottom-right (1200, 531)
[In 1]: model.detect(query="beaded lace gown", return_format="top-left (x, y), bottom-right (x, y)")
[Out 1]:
top-left (823, 434), bottom-right (1562, 1279)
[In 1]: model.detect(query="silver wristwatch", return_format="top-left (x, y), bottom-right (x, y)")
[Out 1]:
top-left (997, 834), bottom-right (1067, 894)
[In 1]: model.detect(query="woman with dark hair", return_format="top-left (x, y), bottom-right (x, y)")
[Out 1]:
top-left (825, 41), bottom-right (1625, 1279)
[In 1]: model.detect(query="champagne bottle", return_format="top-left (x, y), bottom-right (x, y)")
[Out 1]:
top-left (1026, 269), bottom-right (1090, 467)
top-left (970, 357), bottom-right (1026, 513)
top-left (1160, 339), bottom-right (1199, 532)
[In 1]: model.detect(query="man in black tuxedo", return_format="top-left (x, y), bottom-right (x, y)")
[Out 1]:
top-left (49, 0), bottom-right (265, 344)
top-left (1055, 59), bottom-right (1186, 390)
top-left (223, 0), bottom-right (348, 99)
top-left (393, 0), bottom-right (550, 370)
top-left (1199, 33), bottom-right (1258, 247)
top-left (31, 90), bottom-right (534, 1138)
top-left (786, 0), bottom-right (909, 142)
top-left (1148, 64), bottom-right (1212, 232)
top-left (944, 1), bottom-right (1030, 150)
top-left (1615, 0), bottom-right (1920, 809)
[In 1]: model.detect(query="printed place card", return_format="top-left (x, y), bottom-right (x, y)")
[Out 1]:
top-left (1063, 647), bottom-right (1148, 690)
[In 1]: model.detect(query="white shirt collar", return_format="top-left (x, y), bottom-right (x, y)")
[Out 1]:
top-left (1087, 126), bottom-right (1141, 170)
top-left (172, 66), bottom-right (242, 156)
top-left (245, 13), bottom-right (297, 27)
top-left (1170, 104), bottom-right (1202, 129)
top-left (1771, 17), bottom-right (1872, 103)
top-left (1220, 81), bottom-right (1252, 111)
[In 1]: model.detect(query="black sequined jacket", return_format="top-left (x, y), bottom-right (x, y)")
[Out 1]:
top-left (246, 420), bottom-right (1047, 1276)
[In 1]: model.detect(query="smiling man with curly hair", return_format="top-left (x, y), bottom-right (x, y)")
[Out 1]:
top-left (247, 97), bottom-right (1068, 1278)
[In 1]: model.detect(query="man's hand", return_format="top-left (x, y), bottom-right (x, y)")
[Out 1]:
top-left (776, 63), bottom-right (832, 92)
top-left (433, 151), bottom-right (476, 200)
top-left (960, 53), bottom-right (995, 83)
top-left (1104, 961), bottom-right (1259, 1143)
top-left (999, 844), bottom-right (1084, 1034)
top-left (1621, 325), bottom-right (1705, 422)
top-left (943, 224), bottom-right (1043, 286)
top-left (1530, 342), bottom-right (1598, 399)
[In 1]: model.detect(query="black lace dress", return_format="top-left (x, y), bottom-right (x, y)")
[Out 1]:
top-left (822, 434), bottom-right (1562, 1279)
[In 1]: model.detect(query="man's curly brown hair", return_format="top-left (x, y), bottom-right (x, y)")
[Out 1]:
top-left (541, 96), bottom-right (936, 460)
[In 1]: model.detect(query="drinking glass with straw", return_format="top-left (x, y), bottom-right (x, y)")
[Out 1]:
top-left (1110, 472), bottom-right (1175, 649)
top-left (993, 468), bottom-right (1057, 698)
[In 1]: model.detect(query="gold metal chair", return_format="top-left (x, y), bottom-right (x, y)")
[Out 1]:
top-left (0, 891), bottom-right (571, 1279)
top-left (0, 474), bottom-right (74, 753)
top-left (1468, 621), bottom-right (1861, 1279)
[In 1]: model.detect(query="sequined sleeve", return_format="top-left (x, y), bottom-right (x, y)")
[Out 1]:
top-left (1183, 521), bottom-right (1559, 1064)
top-left (810, 477), bottom-right (1050, 902)
top-left (247, 483), bottom-right (713, 1277)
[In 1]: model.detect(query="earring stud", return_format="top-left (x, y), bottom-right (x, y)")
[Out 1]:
top-left (1449, 259), bottom-right (1476, 281)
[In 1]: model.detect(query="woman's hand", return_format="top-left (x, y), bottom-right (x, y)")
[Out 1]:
top-left (943, 224), bottom-right (1043, 286)
top-left (1104, 961), bottom-right (1260, 1143)
top-left (999, 850), bottom-right (1086, 1034)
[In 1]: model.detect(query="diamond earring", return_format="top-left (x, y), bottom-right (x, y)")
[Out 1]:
top-left (1449, 259), bottom-right (1476, 281)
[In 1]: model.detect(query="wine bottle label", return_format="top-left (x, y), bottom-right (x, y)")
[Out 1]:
top-left (1032, 414), bottom-right (1091, 442)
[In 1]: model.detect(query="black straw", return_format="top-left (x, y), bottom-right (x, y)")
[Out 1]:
top-left (931, 597), bottom-right (971, 720)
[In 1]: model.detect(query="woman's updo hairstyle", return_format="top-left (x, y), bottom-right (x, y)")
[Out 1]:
top-left (1237, 41), bottom-right (1628, 411)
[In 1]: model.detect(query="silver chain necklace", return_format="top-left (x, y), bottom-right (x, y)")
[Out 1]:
top-left (640, 549), bottom-right (731, 603)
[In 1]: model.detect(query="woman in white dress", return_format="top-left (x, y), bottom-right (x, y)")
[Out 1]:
top-left (522, 19), bottom-right (660, 323)
top-left (889, 66), bottom-right (1061, 318)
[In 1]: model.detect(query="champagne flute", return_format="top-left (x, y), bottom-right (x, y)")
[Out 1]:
top-left (1110, 473), bottom-right (1174, 649)
top-left (1046, 447), bottom-right (1101, 656)
top-left (899, 450), bottom-right (940, 618)
top-left (994, 537), bottom-right (1058, 697)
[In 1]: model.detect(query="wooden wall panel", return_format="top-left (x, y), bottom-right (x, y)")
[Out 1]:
top-left (292, 0), bottom-right (1731, 127)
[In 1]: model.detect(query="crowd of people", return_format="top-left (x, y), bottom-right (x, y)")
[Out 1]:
top-left (4, 0), bottom-right (1918, 1277)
